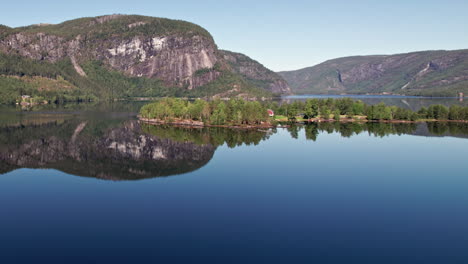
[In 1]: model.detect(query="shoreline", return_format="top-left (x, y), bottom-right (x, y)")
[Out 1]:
top-left (138, 117), bottom-right (275, 129)
top-left (138, 116), bottom-right (468, 129)
top-left (296, 117), bottom-right (468, 124)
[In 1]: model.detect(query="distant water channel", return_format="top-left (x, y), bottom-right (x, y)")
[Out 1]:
top-left (1, 103), bottom-right (468, 263)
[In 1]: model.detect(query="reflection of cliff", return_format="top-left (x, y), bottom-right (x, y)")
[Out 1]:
top-left (4, 117), bottom-right (464, 180)
top-left (0, 120), bottom-right (215, 180)
top-left (140, 124), bottom-right (273, 148)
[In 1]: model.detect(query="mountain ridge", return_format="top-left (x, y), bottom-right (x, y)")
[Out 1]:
top-left (0, 14), bottom-right (289, 103)
top-left (279, 49), bottom-right (468, 97)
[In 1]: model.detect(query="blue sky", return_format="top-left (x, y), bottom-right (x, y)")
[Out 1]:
top-left (1, 0), bottom-right (467, 71)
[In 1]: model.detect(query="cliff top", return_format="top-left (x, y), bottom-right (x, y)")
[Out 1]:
top-left (3, 14), bottom-right (214, 41)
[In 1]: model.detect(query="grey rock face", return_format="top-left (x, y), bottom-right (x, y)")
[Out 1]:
top-left (101, 35), bottom-right (218, 89)
top-left (0, 32), bottom-right (218, 89)
top-left (1, 33), bottom-right (68, 61)
top-left (0, 15), bottom-right (291, 95)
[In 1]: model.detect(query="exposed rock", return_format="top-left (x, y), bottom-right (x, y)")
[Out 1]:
top-left (128, 22), bottom-right (147, 28)
top-left (101, 35), bottom-right (219, 88)
top-left (0, 15), bottom-right (289, 96)
top-left (95, 14), bottom-right (125, 24)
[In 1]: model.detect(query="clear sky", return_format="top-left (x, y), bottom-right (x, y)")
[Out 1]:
top-left (1, 0), bottom-right (467, 71)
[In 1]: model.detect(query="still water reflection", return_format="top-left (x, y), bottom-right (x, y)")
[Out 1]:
top-left (1, 104), bottom-right (468, 263)
top-left (1, 113), bottom-right (467, 180)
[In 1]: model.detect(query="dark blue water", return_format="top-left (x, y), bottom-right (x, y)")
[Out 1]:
top-left (1, 108), bottom-right (468, 263)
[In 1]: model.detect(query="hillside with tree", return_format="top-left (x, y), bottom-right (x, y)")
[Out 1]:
top-left (0, 15), bottom-right (290, 104)
top-left (279, 49), bottom-right (468, 97)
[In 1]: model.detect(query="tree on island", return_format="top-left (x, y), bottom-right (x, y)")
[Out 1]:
top-left (140, 97), bottom-right (468, 127)
top-left (333, 110), bottom-right (341, 121)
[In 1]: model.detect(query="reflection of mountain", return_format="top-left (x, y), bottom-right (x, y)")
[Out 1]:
top-left (0, 120), bottom-right (216, 180)
top-left (2, 113), bottom-right (466, 180)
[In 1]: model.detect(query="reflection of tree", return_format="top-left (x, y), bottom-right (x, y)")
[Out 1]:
top-left (446, 123), bottom-right (468, 135)
top-left (287, 125), bottom-right (301, 139)
top-left (2, 117), bottom-right (468, 180)
top-left (141, 124), bottom-right (273, 148)
top-left (427, 122), bottom-right (449, 135)
top-left (300, 122), bottom-right (468, 141)
top-left (304, 124), bottom-right (318, 141)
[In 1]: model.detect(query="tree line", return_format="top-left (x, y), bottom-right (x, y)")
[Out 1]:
top-left (140, 98), bottom-right (269, 125)
top-left (140, 97), bottom-right (468, 126)
top-left (267, 98), bottom-right (468, 121)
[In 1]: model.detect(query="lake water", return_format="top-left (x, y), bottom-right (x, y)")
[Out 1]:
top-left (1, 102), bottom-right (468, 263)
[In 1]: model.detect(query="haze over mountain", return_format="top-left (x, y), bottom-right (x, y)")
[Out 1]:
top-left (279, 49), bottom-right (468, 97)
top-left (0, 14), bottom-right (290, 103)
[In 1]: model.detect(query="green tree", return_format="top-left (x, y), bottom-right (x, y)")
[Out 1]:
top-left (449, 105), bottom-right (463, 120)
top-left (304, 99), bottom-right (319, 120)
top-left (320, 106), bottom-right (331, 119)
top-left (333, 109), bottom-right (341, 121)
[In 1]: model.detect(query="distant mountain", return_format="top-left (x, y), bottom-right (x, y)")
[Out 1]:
top-left (279, 50), bottom-right (468, 97)
top-left (0, 15), bottom-right (289, 104)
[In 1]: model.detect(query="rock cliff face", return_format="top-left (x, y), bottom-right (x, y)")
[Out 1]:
top-left (279, 49), bottom-right (468, 97)
top-left (0, 15), bottom-right (288, 98)
top-left (99, 35), bottom-right (218, 89)
top-left (0, 16), bottom-right (219, 89)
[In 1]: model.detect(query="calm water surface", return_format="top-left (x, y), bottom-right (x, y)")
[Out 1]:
top-left (1, 103), bottom-right (468, 263)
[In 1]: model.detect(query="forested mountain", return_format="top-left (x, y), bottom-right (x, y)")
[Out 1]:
top-left (0, 15), bottom-right (290, 104)
top-left (279, 49), bottom-right (468, 97)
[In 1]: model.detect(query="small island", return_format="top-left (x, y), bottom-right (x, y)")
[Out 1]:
top-left (139, 98), bottom-right (468, 128)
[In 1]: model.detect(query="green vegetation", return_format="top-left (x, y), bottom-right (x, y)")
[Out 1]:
top-left (142, 125), bottom-right (271, 148)
top-left (0, 50), bottom-right (270, 105)
top-left (269, 98), bottom-right (468, 122)
top-left (0, 15), bottom-right (282, 104)
top-left (9, 15), bottom-right (214, 42)
top-left (0, 24), bottom-right (11, 39)
top-left (0, 75), bottom-right (96, 104)
top-left (219, 50), bottom-right (288, 95)
top-left (140, 97), bottom-right (468, 127)
top-left (291, 122), bottom-right (468, 142)
top-left (0, 53), bottom-right (97, 103)
top-left (279, 49), bottom-right (468, 97)
top-left (81, 60), bottom-right (176, 99)
top-left (140, 98), bottom-right (269, 126)
top-left (0, 52), bottom-right (213, 104)
top-left (185, 67), bottom-right (272, 98)
top-left (0, 53), bottom-right (270, 104)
